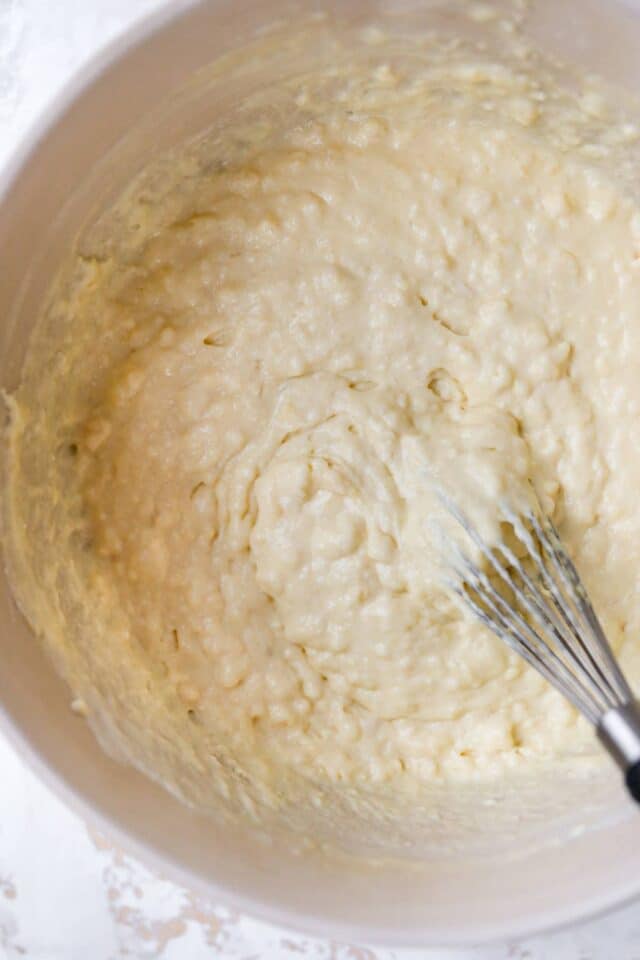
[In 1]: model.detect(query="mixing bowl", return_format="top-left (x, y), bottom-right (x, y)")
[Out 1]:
top-left (2, 0), bottom-right (640, 947)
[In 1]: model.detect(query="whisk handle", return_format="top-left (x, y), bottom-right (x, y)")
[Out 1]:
top-left (597, 702), bottom-right (640, 805)
top-left (626, 762), bottom-right (640, 804)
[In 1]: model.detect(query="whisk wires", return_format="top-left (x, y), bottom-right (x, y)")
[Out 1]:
top-left (443, 490), bottom-right (633, 727)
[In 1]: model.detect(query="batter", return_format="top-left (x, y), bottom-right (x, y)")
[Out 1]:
top-left (5, 4), bottom-right (640, 839)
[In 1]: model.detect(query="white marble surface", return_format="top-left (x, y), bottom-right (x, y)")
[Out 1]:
top-left (2, 1), bottom-right (640, 957)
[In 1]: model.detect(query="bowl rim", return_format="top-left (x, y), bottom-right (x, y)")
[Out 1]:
top-left (2, 0), bottom-right (640, 947)
top-left (4, 692), bottom-right (640, 950)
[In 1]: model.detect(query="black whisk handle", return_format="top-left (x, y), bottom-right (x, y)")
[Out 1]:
top-left (625, 761), bottom-right (640, 804)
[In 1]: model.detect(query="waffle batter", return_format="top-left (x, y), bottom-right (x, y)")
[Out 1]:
top-left (5, 5), bottom-right (640, 836)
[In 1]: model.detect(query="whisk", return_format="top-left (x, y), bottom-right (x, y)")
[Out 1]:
top-left (442, 488), bottom-right (640, 804)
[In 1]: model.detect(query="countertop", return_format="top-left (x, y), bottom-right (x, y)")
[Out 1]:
top-left (2, 1), bottom-right (640, 957)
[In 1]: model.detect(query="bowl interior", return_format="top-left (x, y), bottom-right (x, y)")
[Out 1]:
top-left (2, 0), bottom-right (640, 946)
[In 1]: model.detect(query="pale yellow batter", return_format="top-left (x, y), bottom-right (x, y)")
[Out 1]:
top-left (5, 5), bottom-right (640, 838)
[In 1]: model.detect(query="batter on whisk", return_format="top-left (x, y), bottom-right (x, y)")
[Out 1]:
top-left (6, 4), bottom-right (640, 831)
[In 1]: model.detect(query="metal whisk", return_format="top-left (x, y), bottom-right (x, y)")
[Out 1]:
top-left (442, 488), bottom-right (640, 804)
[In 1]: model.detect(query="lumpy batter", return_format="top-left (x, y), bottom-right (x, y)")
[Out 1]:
top-left (6, 5), bottom-right (640, 835)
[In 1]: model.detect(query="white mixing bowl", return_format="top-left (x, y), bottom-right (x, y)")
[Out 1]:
top-left (2, 0), bottom-right (640, 947)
